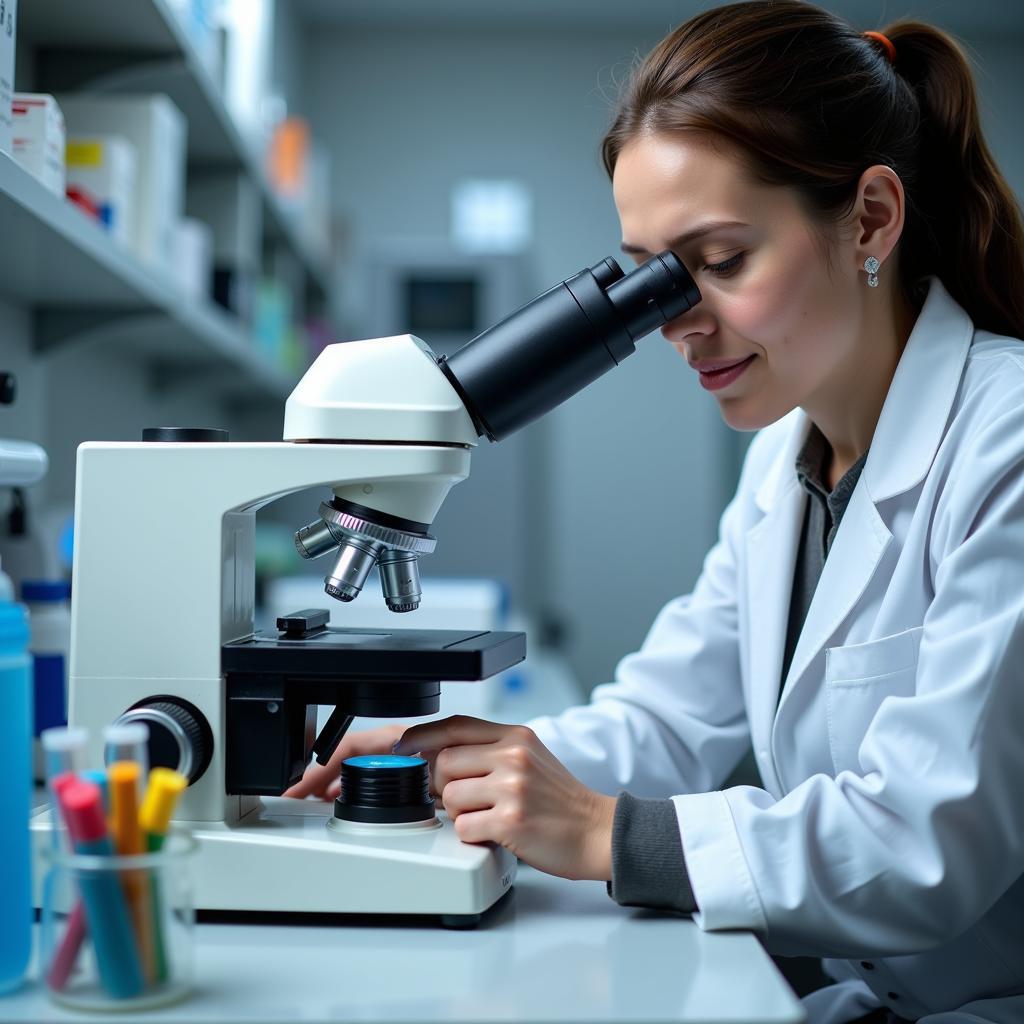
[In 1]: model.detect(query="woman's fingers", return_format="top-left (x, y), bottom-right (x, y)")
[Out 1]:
top-left (394, 715), bottom-right (525, 756)
top-left (282, 723), bottom-right (406, 799)
top-left (430, 743), bottom-right (503, 793)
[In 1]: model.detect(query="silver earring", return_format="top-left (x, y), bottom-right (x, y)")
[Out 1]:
top-left (864, 256), bottom-right (880, 288)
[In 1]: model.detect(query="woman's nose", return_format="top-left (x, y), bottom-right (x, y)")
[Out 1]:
top-left (660, 304), bottom-right (715, 345)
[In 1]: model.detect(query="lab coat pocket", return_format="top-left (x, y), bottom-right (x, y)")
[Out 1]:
top-left (825, 626), bottom-right (923, 776)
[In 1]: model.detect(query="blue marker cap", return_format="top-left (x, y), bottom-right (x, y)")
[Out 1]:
top-left (80, 769), bottom-right (109, 812)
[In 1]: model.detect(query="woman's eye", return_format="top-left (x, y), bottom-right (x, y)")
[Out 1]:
top-left (703, 253), bottom-right (744, 277)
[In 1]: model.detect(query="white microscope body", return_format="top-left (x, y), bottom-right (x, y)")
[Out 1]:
top-left (33, 335), bottom-right (516, 922)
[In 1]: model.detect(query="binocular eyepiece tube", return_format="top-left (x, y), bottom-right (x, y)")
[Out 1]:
top-left (437, 250), bottom-right (700, 442)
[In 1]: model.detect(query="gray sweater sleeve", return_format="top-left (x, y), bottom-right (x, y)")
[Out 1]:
top-left (606, 792), bottom-right (697, 913)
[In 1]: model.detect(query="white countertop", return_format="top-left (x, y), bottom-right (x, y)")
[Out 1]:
top-left (1, 866), bottom-right (803, 1024)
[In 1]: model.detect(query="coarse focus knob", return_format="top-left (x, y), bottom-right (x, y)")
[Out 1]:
top-left (117, 697), bottom-right (214, 784)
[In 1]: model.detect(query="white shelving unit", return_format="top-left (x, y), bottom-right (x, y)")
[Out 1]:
top-left (7, 0), bottom-right (331, 404)
top-left (0, 152), bottom-right (294, 402)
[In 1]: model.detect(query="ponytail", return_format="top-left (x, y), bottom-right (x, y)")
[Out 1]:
top-left (883, 21), bottom-right (1024, 339)
top-left (601, 2), bottom-right (1024, 339)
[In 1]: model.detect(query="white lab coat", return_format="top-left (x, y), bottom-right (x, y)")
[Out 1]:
top-left (528, 277), bottom-right (1024, 1024)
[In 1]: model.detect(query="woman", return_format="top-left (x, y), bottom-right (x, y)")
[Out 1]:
top-left (287, 3), bottom-right (1024, 1021)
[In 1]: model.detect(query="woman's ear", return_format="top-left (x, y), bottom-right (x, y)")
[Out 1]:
top-left (852, 164), bottom-right (905, 270)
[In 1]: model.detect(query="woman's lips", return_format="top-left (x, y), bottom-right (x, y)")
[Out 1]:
top-left (696, 354), bottom-right (756, 392)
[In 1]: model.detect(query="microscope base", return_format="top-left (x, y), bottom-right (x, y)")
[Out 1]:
top-left (32, 797), bottom-right (516, 922)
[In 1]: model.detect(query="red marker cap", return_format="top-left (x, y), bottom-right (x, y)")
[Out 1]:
top-left (50, 771), bottom-right (79, 799)
top-left (58, 780), bottom-right (108, 845)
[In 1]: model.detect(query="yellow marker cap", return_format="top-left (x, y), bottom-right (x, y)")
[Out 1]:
top-left (108, 761), bottom-right (143, 855)
top-left (139, 767), bottom-right (188, 836)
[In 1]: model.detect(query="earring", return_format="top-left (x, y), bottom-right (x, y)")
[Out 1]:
top-left (864, 256), bottom-right (880, 288)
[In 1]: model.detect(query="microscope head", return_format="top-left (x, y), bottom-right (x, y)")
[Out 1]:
top-left (283, 251), bottom-right (700, 613)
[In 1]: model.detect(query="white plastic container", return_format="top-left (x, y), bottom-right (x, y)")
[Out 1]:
top-left (12, 93), bottom-right (66, 196)
top-left (57, 95), bottom-right (187, 274)
top-left (22, 580), bottom-right (71, 783)
top-left (0, 0), bottom-right (16, 156)
top-left (65, 134), bottom-right (138, 245)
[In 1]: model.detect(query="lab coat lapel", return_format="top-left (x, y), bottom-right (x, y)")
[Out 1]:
top-left (771, 278), bottom-right (974, 776)
top-left (744, 412), bottom-right (809, 796)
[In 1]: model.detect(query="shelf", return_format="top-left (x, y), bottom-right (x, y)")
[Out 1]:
top-left (17, 0), bottom-right (333, 300)
top-left (0, 151), bottom-right (295, 403)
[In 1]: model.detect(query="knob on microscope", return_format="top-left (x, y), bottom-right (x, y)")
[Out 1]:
top-left (115, 696), bottom-right (214, 784)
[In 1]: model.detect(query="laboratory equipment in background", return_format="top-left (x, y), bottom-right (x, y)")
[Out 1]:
top-left (0, 372), bottom-right (48, 994)
top-left (365, 241), bottom-right (527, 357)
top-left (11, 93), bottom-right (65, 197)
top-left (64, 135), bottom-right (137, 245)
top-left (0, 0), bottom-right (15, 156)
top-left (30, 251), bottom-right (699, 923)
top-left (0, 574), bottom-right (32, 994)
top-left (24, 580), bottom-right (71, 783)
top-left (57, 95), bottom-right (187, 275)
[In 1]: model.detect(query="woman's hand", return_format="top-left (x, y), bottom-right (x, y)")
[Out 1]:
top-left (394, 715), bottom-right (616, 882)
top-left (282, 722), bottom-right (407, 800)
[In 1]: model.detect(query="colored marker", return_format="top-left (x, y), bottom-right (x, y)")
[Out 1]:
top-left (108, 762), bottom-right (155, 984)
top-left (139, 768), bottom-right (187, 982)
top-left (56, 779), bottom-right (144, 999)
top-left (46, 770), bottom-right (105, 991)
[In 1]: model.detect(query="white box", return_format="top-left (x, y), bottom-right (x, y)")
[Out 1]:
top-left (65, 135), bottom-right (137, 246)
top-left (0, 0), bottom-right (15, 155)
top-left (58, 95), bottom-right (187, 275)
top-left (12, 94), bottom-right (65, 197)
top-left (173, 217), bottom-right (213, 302)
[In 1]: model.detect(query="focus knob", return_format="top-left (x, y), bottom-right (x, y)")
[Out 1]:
top-left (118, 697), bottom-right (214, 784)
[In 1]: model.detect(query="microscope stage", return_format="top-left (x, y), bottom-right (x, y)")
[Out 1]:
top-left (223, 627), bottom-right (526, 680)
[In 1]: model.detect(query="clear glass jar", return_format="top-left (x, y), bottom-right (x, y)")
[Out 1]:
top-left (40, 830), bottom-right (197, 1012)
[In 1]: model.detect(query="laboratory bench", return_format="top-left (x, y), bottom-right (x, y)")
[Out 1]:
top-left (1, 864), bottom-right (803, 1024)
top-left (6, 654), bottom-right (803, 1022)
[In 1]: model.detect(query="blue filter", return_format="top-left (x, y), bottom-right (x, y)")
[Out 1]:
top-left (0, 594), bottom-right (33, 994)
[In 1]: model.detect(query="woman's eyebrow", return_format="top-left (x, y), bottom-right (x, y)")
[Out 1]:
top-left (620, 219), bottom-right (750, 256)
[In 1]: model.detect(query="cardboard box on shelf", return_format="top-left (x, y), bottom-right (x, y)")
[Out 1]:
top-left (0, 0), bottom-right (15, 156)
top-left (65, 135), bottom-right (137, 246)
top-left (57, 95), bottom-right (187, 276)
top-left (12, 93), bottom-right (65, 197)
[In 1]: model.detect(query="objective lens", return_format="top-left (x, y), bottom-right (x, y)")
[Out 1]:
top-left (324, 538), bottom-right (379, 602)
top-left (378, 550), bottom-right (422, 612)
top-left (334, 755), bottom-right (435, 824)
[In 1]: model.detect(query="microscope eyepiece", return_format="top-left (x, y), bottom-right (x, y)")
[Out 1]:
top-left (437, 250), bottom-right (700, 441)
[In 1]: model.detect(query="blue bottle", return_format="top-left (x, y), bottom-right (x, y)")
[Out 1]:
top-left (0, 563), bottom-right (33, 994)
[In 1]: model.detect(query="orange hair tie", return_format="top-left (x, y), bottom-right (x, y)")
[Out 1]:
top-left (863, 30), bottom-right (896, 65)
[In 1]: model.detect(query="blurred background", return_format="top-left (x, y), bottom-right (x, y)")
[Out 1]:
top-left (2, 0), bottom-right (1023, 703)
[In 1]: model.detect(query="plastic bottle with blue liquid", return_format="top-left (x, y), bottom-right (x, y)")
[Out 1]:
top-left (0, 556), bottom-right (33, 994)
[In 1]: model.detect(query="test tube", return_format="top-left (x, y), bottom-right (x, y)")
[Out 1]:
top-left (41, 726), bottom-right (88, 790)
top-left (103, 722), bottom-right (149, 801)
top-left (40, 727), bottom-right (89, 850)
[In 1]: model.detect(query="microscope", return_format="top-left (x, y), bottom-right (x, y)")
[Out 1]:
top-left (31, 251), bottom-right (699, 925)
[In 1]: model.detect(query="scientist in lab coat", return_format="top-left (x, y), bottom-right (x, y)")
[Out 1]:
top-left (287, 3), bottom-right (1024, 1021)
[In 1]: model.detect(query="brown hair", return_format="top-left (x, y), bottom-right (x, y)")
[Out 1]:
top-left (601, 0), bottom-right (1024, 338)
